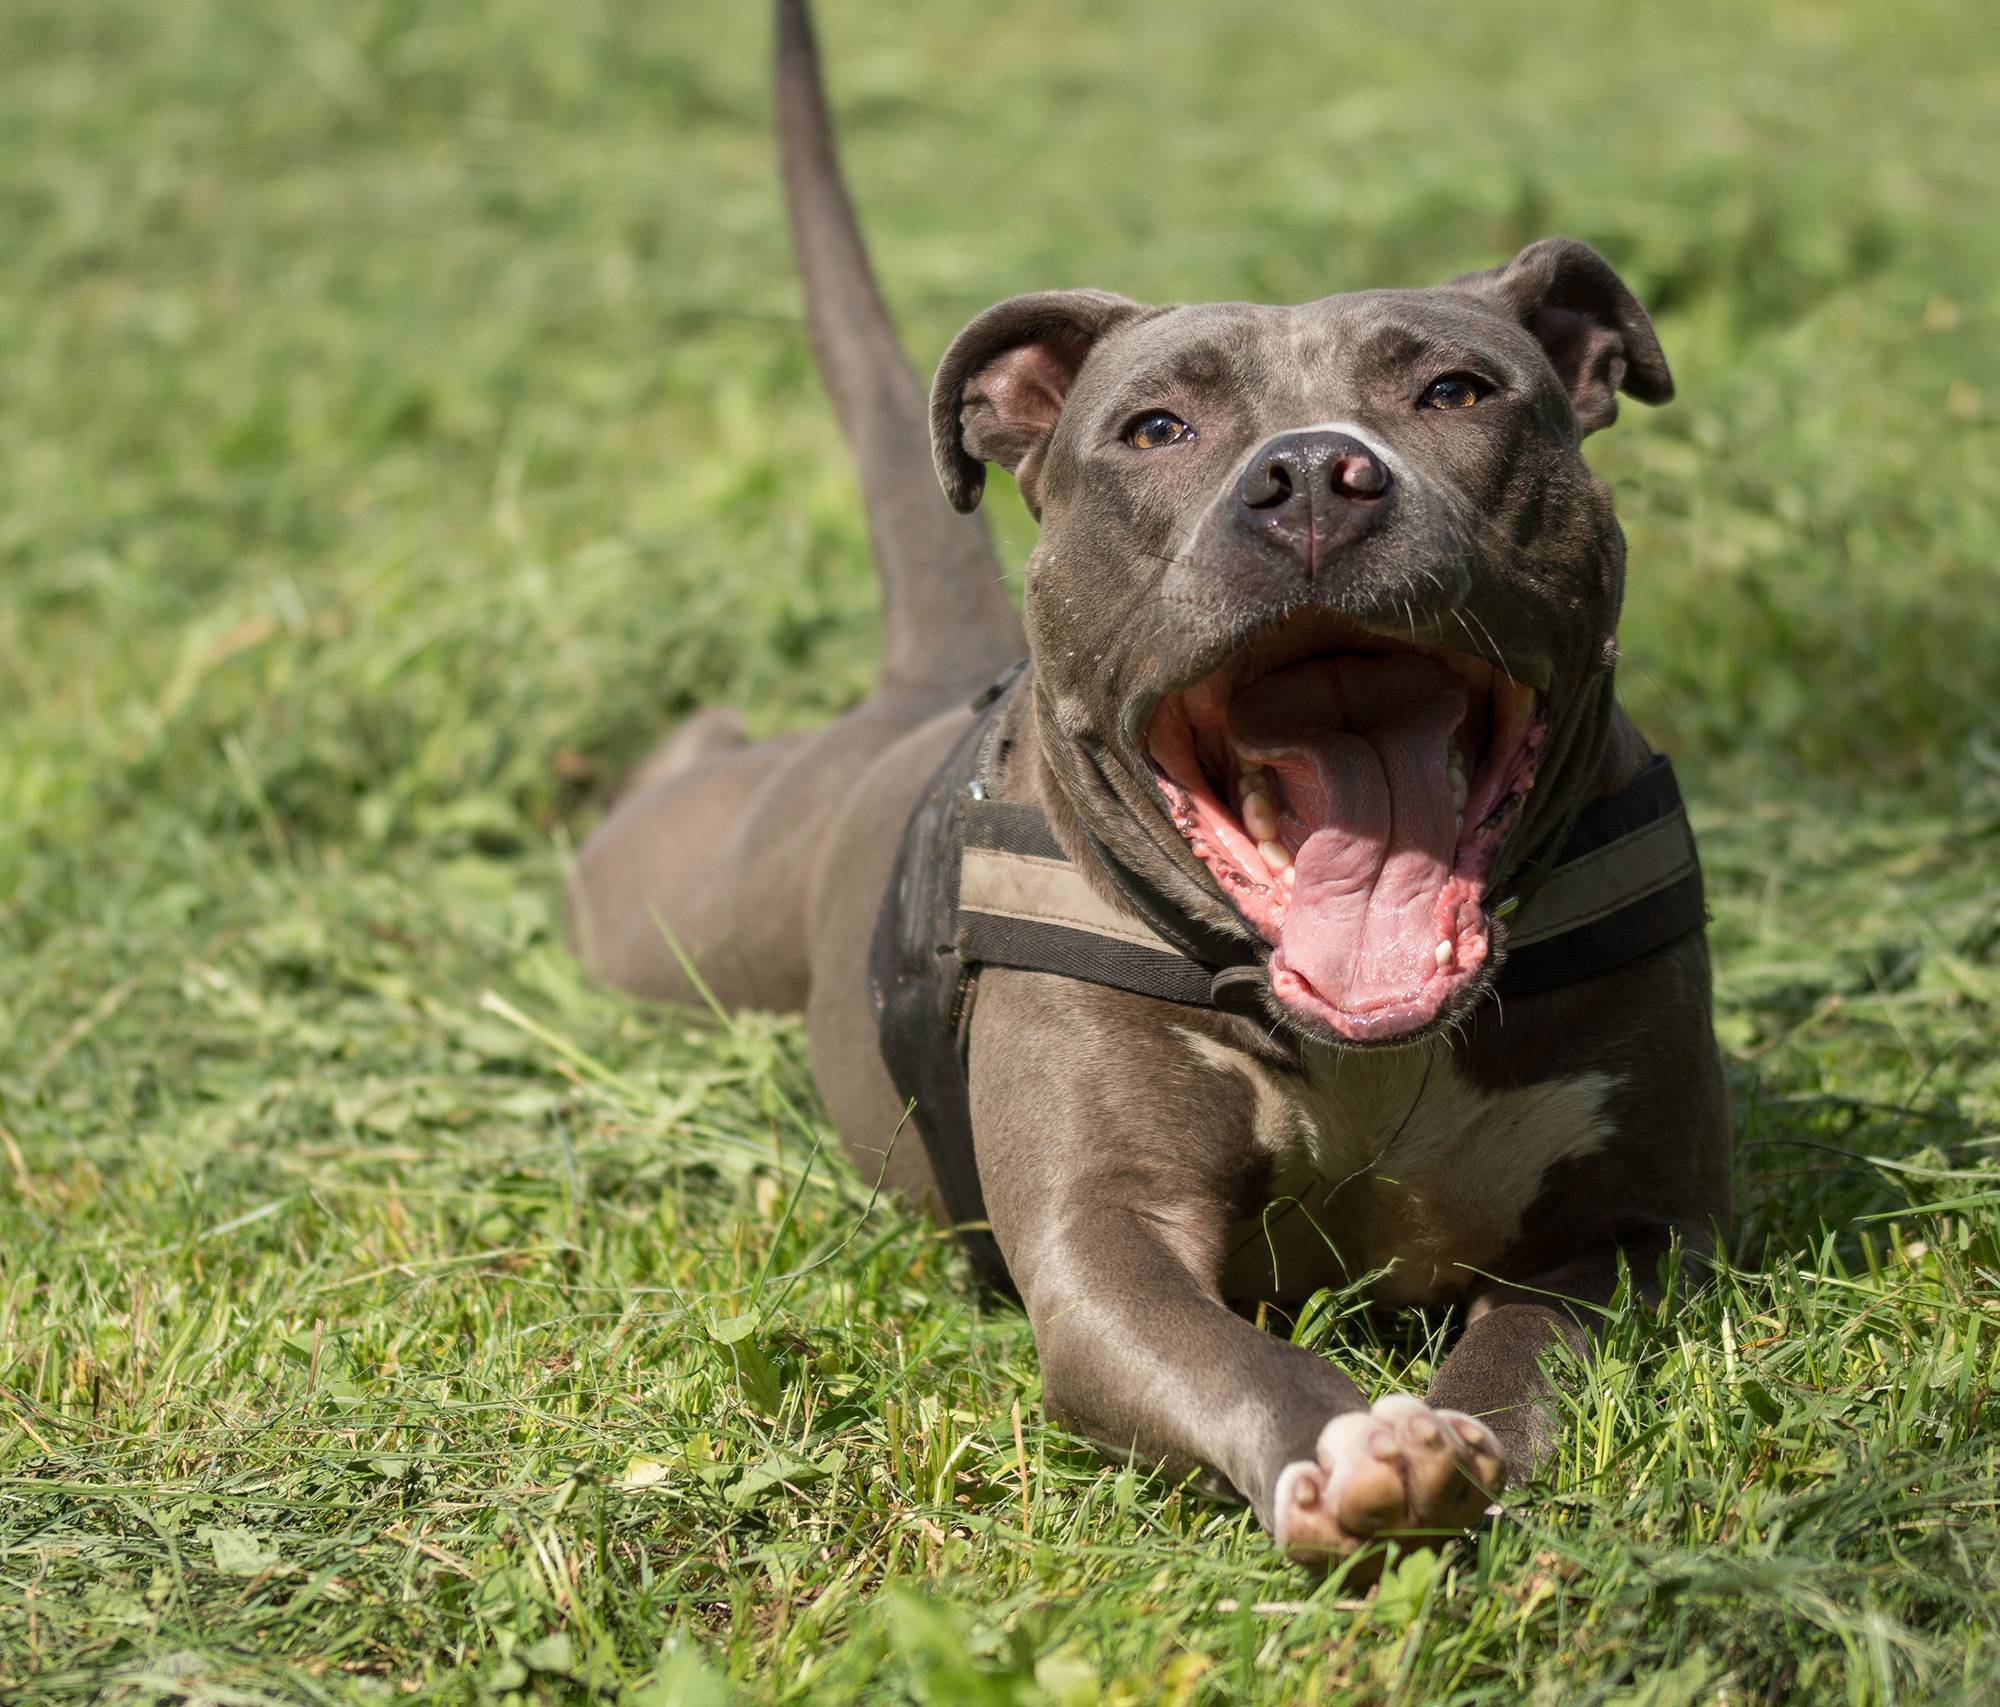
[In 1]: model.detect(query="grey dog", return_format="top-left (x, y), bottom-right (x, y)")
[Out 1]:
top-left (569, 0), bottom-right (1730, 1567)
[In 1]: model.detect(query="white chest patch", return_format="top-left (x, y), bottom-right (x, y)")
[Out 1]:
top-left (1176, 1029), bottom-right (1618, 1307)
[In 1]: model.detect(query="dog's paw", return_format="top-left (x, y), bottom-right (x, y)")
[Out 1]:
top-left (1273, 1394), bottom-right (1506, 1571)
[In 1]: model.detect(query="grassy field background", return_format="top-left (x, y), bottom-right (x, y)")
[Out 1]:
top-left (3, 0), bottom-right (1998, 1700)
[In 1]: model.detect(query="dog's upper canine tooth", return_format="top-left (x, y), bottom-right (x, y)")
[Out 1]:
top-left (1242, 790), bottom-right (1279, 843)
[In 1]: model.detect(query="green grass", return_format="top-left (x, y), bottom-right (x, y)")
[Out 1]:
top-left (2, 0), bottom-right (1997, 1700)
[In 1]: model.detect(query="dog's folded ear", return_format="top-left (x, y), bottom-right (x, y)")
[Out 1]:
top-left (931, 290), bottom-right (1144, 514)
top-left (1454, 238), bottom-right (1672, 435)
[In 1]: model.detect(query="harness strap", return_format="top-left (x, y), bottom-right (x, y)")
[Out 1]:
top-left (865, 691), bottom-right (1020, 1296)
top-left (957, 804), bottom-right (1222, 1006)
top-left (1495, 756), bottom-right (1706, 996)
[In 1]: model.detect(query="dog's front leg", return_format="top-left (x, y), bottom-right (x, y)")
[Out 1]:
top-left (973, 977), bottom-right (1505, 1566)
top-left (1425, 1230), bottom-right (1696, 1474)
top-left (1010, 1203), bottom-right (1506, 1565)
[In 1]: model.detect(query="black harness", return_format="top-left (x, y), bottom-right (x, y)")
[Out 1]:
top-left (867, 666), bottom-right (1707, 1295)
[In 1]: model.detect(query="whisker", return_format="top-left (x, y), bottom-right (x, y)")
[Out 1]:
top-left (1457, 605), bottom-right (1515, 681)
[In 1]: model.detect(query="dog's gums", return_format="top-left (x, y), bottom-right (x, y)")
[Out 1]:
top-left (1145, 617), bottom-right (1544, 1041)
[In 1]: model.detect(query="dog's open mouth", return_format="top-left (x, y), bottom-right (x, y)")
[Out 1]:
top-left (1145, 617), bottom-right (1546, 1041)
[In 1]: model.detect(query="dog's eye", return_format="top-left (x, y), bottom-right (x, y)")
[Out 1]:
top-left (1124, 410), bottom-right (1194, 449)
top-left (1420, 373), bottom-right (1488, 411)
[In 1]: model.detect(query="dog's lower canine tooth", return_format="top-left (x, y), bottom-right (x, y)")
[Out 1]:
top-left (1242, 790), bottom-right (1279, 842)
top-left (1435, 939), bottom-right (1454, 968)
top-left (1258, 838), bottom-right (1291, 872)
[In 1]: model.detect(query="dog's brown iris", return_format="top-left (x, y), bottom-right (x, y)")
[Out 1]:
top-left (1125, 410), bottom-right (1194, 448)
top-left (1420, 373), bottom-right (1487, 409)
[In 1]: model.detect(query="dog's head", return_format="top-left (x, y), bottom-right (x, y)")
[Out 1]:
top-left (930, 239), bottom-right (1672, 1046)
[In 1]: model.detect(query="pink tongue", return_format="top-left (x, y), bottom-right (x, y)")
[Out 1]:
top-left (1231, 655), bottom-right (1466, 1015)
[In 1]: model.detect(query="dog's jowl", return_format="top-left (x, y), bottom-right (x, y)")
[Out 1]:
top-left (569, 0), bottom-right (1730, 1569)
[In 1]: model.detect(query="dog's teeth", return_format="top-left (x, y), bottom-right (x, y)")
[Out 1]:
top-left (1241, 789), bottom-right (1279, 842)
top-left (1258, 838), bottom-right (1291, 873)
top-left (1281, 866), bottom-right (1296, 889)
top-left (1236, 765), bottom-right (1268, 801)
top-left (1435, 939), bottom-right (1454, 968)
top-left (1448, 750), bottom-right (1468, 812)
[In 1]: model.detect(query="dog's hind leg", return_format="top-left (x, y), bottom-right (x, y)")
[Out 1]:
top-left (568, 724), bottom-right (817, 1012)
top-left (620, 706), bottom-right (749, 799)
top-left (569, 690), bottom-right (961, 1014)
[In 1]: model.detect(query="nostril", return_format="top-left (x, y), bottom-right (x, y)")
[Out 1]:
top-left (1242, 460), bottom-right (1294, 511)
top-left (1329, 453), bottom-right (1389, 499)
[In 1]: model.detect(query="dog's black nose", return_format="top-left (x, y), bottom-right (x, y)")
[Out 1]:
top-left (1234, 429), bottom-right (1392, 572)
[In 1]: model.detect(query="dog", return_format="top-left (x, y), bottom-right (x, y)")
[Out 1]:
top-left (569, 0), bottom-right (1730, 1568)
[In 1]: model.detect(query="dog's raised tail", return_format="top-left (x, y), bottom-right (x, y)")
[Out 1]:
top-left (774, 0), bottom-right (1023, 690)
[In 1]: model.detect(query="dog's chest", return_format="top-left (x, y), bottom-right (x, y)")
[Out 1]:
top-left (1193, 1033), bottom-right (1617, 1308)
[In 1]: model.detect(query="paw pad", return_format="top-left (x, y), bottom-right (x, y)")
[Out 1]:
top-left (1274, 1394), bottom-right (1506, 1568)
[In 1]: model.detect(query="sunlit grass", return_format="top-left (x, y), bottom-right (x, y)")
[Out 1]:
top-left (2, 0), bottom-right (1996, 1700)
